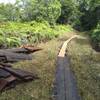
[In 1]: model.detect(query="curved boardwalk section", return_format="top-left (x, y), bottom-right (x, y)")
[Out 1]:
top-left (54, 35), bottom-right (86, 100)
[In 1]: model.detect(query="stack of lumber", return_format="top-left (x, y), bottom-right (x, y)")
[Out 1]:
top-left (0, 45), bottom-right (41, 92)
top-left (0, 46), bottom-right (42, 62)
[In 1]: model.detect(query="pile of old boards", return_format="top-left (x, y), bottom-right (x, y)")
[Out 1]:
top-left (0, 45), bottom-right (42, 92)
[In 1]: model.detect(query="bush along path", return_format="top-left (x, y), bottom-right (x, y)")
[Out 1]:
top-left (54, 35), bottom-right (86, 100)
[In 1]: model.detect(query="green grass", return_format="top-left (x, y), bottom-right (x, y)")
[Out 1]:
top-left (67, 38), bottom-right (100, 100)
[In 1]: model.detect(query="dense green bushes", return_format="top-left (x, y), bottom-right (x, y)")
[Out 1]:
top-left (79, 5), bottom-right (100, 31)
top-left (90, 24), bottom-right (100, 51)
top-left (0, 0), bottom-right (61, 24)
top-left (0, 0), bottom-right (99, 31)
top-left (0, 21), bottom-right (71, 47)
top-left (23, 0), bottom-right (61, 24)
top-left (57, 0), bottom-right (80, 25)
top-left (91, 24), bottom-right (100, 42)
top-left (0, 0), bottom-right (100, 49)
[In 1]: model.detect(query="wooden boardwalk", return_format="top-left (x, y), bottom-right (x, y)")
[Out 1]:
top-left (54, 35), bottom-right (86, 100)
top-left (54, 56), bottom-right (80, 100)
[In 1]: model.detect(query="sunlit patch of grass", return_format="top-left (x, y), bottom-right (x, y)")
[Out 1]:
top-left (67, 39), bottom-right (100, 100)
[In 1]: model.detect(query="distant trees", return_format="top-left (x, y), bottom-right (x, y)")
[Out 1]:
top-left (0, 0), bottom-right (100, 49)
top-left (0, 3), bottom-right (21, 21)
top-left (57, 0), bottom-right (80, 25)
top-left (0, 0), bottom-right (99, 30)
top-left (21, 0), bottom-right (61, 24)
top-left (0, 0), bottom-right (61, 24)
top-left (78, 0), bottom-right (100, 30)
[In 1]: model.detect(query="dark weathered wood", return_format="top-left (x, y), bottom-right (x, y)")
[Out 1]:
top-left (0, 63), bottom-right (12, 67)
top-left (0, 66), bottom-right (38, 81)
top-left (6, 47), bottom-right (42, 54)
top-left (0, 75), bottom-right (16, 91)
top-left (6, 48), bottom-right (30, 54)
top-left (0, 69), bottom-right (11, 78)
top-left (54, 35), bottom-right (86, 100)
top-left (54, 56), bottom-right (81, 100)
top-left (0, 50), bottom-right (32, 62)
top-left (0, 79), bottom-right (8, 91)
top-left (0, 46), bottom-right (42, 62)
top-left (0, 46), bottom-right (40, 92)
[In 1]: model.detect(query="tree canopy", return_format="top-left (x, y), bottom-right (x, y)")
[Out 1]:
top-left (0, 0), bottom-right (99, 29)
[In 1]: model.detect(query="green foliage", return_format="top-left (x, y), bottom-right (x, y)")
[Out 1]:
top-left (57, 0), bottom-right (81, 25)
top-left (90, 24), bottom-right (100, 43)
top-left (21, 0), bottom-right (61, 24)
top-left (78, 0), bottom-right (100, 31)
top-left (0, 3), bottom-right (21, 21)
top-left (6, 37), bottom-right (21, 47)
top-left (0, 0), bottom-right (99, 49)
top-left (89, 22), bottom-right (100, 51)
top-left (0, 21), bottom-right (70, 47)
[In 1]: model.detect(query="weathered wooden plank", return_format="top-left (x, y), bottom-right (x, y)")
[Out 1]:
top-left (6, 47), bottom-right (42, 54)
top-left (54, 56), bottom-right (80, 100)
top-left (0, 50), bottom-right (32, 62)
top-left (0, 66), bottom-right (36, 81)
top-left (55, 57), bottom-right (65, 100)
top-left (54, 35), bottom-right (86, 100)
top-left (64, 56), bottom-right (80, 100)
top-left (0, 46), bottom-right (42, 62)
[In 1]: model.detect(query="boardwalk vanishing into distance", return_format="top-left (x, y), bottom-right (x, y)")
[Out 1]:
top-left (54, 35), bottom-right (86, 100)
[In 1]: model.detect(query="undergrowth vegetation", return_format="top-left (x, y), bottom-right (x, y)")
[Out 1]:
top-left (68, 39), bottom-right (100, 100)
top-left (0, 21), bottom-right (72, 47)
top-left (90, 23), bottom-right (100, 51)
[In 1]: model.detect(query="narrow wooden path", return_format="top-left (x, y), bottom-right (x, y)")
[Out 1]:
top-left (54, 35), bottom-right (86, 100)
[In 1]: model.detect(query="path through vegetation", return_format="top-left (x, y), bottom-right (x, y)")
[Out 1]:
top-left (0, 31), bottom-right (100, 100)
top-left (0, 31), bottom-right (74, 100)
top-left (54, 35), bottom-right (86, 100)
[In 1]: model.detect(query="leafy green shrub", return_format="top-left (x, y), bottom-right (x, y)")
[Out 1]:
top-left (21, 0), bottom-right (61, 24)
top-left (57, 0), bottom-right (81, 25)
top-left (90, 24), bottom-right (100, 51)
top-left (0, 21), bottom-right (70, 47)
top-left (90, 24), bottom-right (100, 42)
